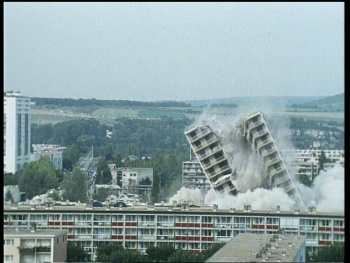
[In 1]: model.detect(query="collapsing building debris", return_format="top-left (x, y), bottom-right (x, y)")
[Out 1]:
top-left (185, 111), bottom-right (306, 210)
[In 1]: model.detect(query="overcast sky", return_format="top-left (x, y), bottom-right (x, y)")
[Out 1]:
top-left (4, 2), bottom-right (344, 101)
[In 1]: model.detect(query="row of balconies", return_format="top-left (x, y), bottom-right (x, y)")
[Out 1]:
top-left (187, 128), bottom-right (211, 143)
top-left (193, 136), bottom-right (219, 152)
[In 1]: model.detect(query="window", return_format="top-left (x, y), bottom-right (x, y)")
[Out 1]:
top-left (4, 239), bottom-right (14, 246)
top-left (4, 255), bottom-right (13, 262)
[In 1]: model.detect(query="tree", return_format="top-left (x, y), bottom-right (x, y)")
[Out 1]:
top-left (318, 150), bottom-right (328, 172)
top-left (139, 176), bottom-right (152, 186)
top-left (151, 172), bottom-right (160, 203)
top-left (146, 245), bottom-right (176, 262)
top-left (298, 174), bottom-right (312, 187)
top-left (63, 144), bottom-right (81, 170)
top-left (18, 156), bottom-right (58, 199)
top-left (4, 173), bottom-right (18, 186)
top-left (310, 245), bottom-right (344, 262)
top-left (115, 153), bottom-right (123, 167)
top-left (66, 241), bottom-right (90, 262)
top-left (96, 157), bottom-right (112, 184)
top-left (167, 249), bottom-right (204, 262)
top-left (95, 243), bottom-right (148, 263)
top-left (62, 166), bottom-right (87, 202)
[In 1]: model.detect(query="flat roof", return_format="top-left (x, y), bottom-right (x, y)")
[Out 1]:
top-left (206, 233), bottom-right (306, 262)
top-left (3, 204), bottom-right (344, 217)
top-left (4, 228), bottom-right (68, 237)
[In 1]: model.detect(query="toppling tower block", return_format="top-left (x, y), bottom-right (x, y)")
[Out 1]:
top-left (185, 125), bottom-right (237, 195)
top-left (242, 111), bottom-right (306, 210)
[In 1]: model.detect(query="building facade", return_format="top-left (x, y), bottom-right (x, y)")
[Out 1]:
top-left (185, 125), bottom-right (237, 195)
top-left (242, 112), bottom-right (306, 210)
top-left (4, 228), bottom-right (68, 263)
top-left (4, 204), bottom-right (344, 261)
top-left (182, 160), bottom-right (211, 193)
top-left (31, 144), bottom-right (66, 170)
top-left (4, 91), bottom-right (32, 174)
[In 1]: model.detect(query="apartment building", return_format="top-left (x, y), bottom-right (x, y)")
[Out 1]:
top-left (31, 144), bottom-right (66, 170)
top-left (206, 233), bottom-right (306, 262)
top-left (242, 112), bottom-right (306, 210)
top-left (4, 228), bottom-right (68, 263)
top-left (110, 167), bottom-right (153, 197)
top-left (4, 204), bottom-right (344, 261)
top-left (185, 125), bottom-right (237, 195)
top-left (4, 91), bottom-right (32, 173)
top-left (182, 160), bottom-right (211, 192)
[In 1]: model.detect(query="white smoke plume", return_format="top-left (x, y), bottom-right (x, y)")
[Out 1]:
top-left (204, 187), bottom-right (295, 211)
top-left (298, 163), bottom-right (344, 213)
top-left (169, 187), bottom-right (204, 204)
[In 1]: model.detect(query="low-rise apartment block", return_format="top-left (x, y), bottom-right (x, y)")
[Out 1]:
top-left (4, 228), bottom-right (68, 263)
top-left (31, 144), bottom-right (66, 170)
top-left (3, 204), bottom-right (344, 261)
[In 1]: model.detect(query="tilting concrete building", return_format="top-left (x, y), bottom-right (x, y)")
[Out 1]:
top-left (242, 112), bottom-right (306, 210)
top-left (185, 125), bottom-right (237, 195)
top-left (185, 111), bottom-right (306, 210)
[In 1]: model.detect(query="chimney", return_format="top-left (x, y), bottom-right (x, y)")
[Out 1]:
top-left (213, 204), bottom-right (218, 211)
top-left (311, 206), bottom-right (316, 213)
top-left (230, 208), bottom-right (236, 212)
top-left (276, 205), bottom-right (280, 213)
top-left (172, 200), bottom-right (178, 207)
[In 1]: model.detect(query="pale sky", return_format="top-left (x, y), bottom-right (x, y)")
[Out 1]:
top-left (4, 2), bottom-right (344, 101)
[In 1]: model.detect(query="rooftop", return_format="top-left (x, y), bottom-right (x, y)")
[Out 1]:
top-left (206, 233), bottom-right (306, 262)
top-left (3, 204), bottom-right (344, 217)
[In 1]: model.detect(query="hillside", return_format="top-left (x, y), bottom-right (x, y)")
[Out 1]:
top-left (186, 96), bottom-right (324, 108)
top-left (301, 93), bottom-right (344, 111)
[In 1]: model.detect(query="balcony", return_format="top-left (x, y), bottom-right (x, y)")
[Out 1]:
top-left (139, 222), bottom-right (156, 227)
top-left (188, 129), bottom-right (211, 143)
top-left (204, 157), bottom-right (226, 171)
top-left (272, 175), bottom-right (289, 186)
top-left (269, 167), bottom-right (285, 177)
top-left (199, 147), bottom-right (221, 160)
top-left (256, 138), bottom-right (272, 150)
top-left (252, 129), bottom-right (268, 144)
top-left (261, 147), bottom-right (277, 158)
top-left (138, 235), bottom-right (155, 241)
top-left (247, 119), bottom-right (264, 131)
top-left (195, 137), bottom-right (219, 152)
top-left (265, 157), bottom-right (281, 169)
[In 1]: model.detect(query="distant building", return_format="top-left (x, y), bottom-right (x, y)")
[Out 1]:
top-left (111, 167), bottom-right (153, 198)
top-left (106, 129), bottom-right (113, 138)
top-left (4, 91), bottom-right (33, 173)
top-left (206, 233), bottom-right (306, 262)
top-left (4, 185), bottom-right (21, 203)
top-left (182, 160), bottom-right (211, 192)
top-left (4, 228), bottom-right (68, 263)
top-left (31, 144), bottom-right (66, 170)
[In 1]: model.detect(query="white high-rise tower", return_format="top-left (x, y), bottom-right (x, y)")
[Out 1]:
top-left (4, 91), bottom-right (32, 174)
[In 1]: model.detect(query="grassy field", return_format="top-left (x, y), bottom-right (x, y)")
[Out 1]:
top-left (93, 108), bottom-right (139, 118)
top-left (31, 114), bottom-right (78, 124)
